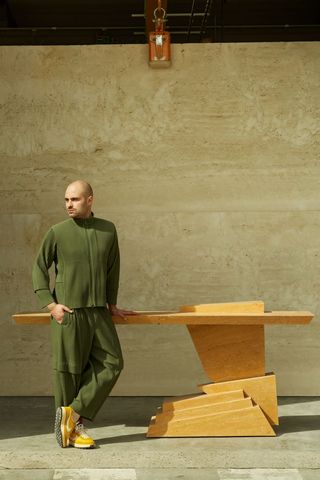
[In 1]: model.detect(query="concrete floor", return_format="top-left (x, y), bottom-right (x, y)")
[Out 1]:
top-left (0, 396), bottom-right (320, 479)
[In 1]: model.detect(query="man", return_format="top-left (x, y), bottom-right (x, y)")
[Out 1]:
top-left (32, 180), bottom-right (134, 449)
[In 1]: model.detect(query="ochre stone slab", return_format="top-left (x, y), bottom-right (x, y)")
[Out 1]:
top-left (180, 300), bottom-right (265, 313)
top-left (162, 389), bottom-right (245, 412)
top-left (12, 309), bottom-right (314, 325)
top-left (200, 372), bottom-right (278, 425)
top-left (187, 324), bottom-right (265, 382)
top-left (158, 397), bottom-right (253, 422)
top-left (147, 404), bottom-right (275, 437)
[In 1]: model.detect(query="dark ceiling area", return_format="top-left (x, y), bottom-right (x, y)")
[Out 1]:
top-left (0, 0), bottom-right (319, 45)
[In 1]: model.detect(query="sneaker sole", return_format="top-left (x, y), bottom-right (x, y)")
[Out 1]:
top-left (54, 407), bottom-right (63, 447)
top-left (55, 407), bottom-right (71, 448)
top-left (69, 440), bottom-right (96, 449)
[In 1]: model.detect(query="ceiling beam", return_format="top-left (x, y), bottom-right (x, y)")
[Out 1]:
top-left (0, 0), bottom-right (16, 27)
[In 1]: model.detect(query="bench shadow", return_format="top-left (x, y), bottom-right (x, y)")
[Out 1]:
top-left (275, 415), bottom-right (320, 436)
top-left (96, 433), bottom-right (148, 446)
top-left (278, 396), bottom-right (320, 406)
top-left (1, 397), bottom-right (320, 441)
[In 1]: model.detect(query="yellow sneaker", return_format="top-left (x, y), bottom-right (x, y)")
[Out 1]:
top-left (54, 406), bottom-right (76, 448)
top-left (69, 422), bottom-right (95, 449)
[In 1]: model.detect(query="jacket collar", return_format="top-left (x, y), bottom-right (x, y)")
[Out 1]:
top-left (72, 212), bottom-right (95, 226)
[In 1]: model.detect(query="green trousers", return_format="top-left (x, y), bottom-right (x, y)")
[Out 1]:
top-left (50, 307), bottom-right (123, 421)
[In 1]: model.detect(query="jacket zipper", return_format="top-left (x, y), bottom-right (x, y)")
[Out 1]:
top-left (84, 219), bottom-right (95, 306)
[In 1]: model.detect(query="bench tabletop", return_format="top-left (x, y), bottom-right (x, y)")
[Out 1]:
top-left (12, 310), bottom-right (314, 325)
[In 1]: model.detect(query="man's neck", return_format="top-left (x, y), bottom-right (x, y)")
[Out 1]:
top-left (75, 211), bottom-right (93, 219)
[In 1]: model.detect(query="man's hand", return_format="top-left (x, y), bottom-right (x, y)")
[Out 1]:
top-left (47, 302), bottom-right (73, 324)
top-left (108, 304), bottom-right (138, 320)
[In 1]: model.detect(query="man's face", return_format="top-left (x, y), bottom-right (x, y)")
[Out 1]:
top-left (65, 184), bottom-right (92, 218)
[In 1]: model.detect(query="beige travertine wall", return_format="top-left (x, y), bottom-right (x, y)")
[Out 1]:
top-left (0, 43), bottom-right (319, 396)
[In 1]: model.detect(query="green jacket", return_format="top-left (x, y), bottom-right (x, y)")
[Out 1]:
top-left (32, 215), bottom-right (120, 309)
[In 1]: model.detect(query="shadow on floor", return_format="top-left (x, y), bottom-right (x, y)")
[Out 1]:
top-left (92, 396), bottom-right (164, 428)
top-left (1, 396), bottom-right (320, 441)
top-left (276, 415), bottom-right (320, 435)
top-left (0, 396), bottom-right (163, 440)
top-left (96, 432), bottom-right (148, 446)
top-left (278, 396), bottom-right (320, 406)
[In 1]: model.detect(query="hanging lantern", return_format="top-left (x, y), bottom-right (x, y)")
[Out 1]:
top-left (149, 1), bottom-right (171, 68)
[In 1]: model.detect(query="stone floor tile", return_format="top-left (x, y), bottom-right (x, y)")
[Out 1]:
top-left (0, 470), bottom-right (54, 479)
top-left (53, 469), bottom-right (137, 480)
top-left (136, 468), bottom-right (220, 479)
top-left (299, 469), bottom-right (320, 480)
top-left (217, 469), bottom-right (303, 479)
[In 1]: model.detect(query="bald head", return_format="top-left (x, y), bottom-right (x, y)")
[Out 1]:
top-left (65, 180), bottom-right (94, 219)
top-left (67, 180), bottom-right (93, 198)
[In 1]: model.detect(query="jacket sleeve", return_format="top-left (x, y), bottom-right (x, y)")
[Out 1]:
top-left (106, 225), bottom-right (120, 305)
top-left (32, 228), bottom-right (57, 309)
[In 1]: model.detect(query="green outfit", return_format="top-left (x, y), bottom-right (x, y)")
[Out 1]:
top-left (32, 215), bottom-right (123, 421)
